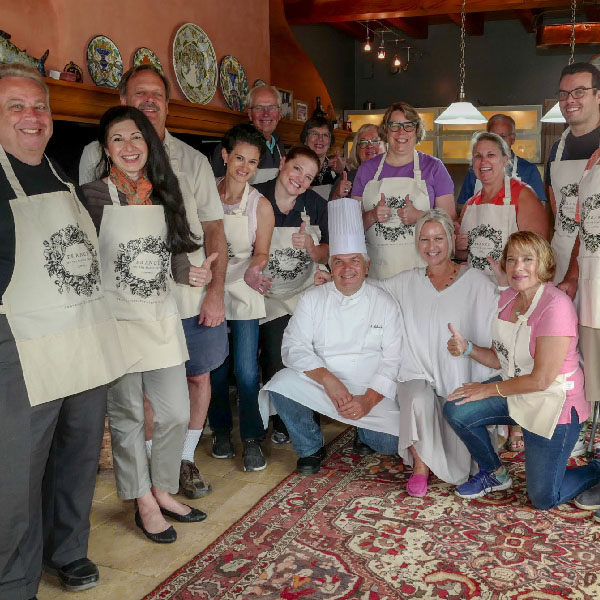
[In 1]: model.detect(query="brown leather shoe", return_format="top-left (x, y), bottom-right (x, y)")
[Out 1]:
top-left (179, 460), bottom-right (212, 498)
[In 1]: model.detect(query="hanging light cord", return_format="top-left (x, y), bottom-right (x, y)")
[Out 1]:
top-left (569, 0), bottom-right (577, 65)
top-left (459, 0), bottom-right (466, 100)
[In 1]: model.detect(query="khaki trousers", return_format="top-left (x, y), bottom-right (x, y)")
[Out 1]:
top-left (108, 364), bottom-right (190, 498)
top-left (579, 325), bottom-right (600, 404)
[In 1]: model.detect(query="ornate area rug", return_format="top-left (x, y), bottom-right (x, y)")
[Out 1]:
top-left (145, 428), bottom-right (600, 600)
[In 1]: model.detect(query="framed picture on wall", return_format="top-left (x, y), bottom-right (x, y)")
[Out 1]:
top-left (276, 87), bottom-right (293, 119)
top-left (294, 100), bottom-right (308, 122)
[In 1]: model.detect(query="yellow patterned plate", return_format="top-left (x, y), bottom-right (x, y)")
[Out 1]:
top-left (86, 35), bottom-right (123, 89)
top-left (133, 47), bottom-right (163, 73)
top-left (172, 23), bottom-right (217, 104)
top-left (219, 55), bottom-right (248, 111)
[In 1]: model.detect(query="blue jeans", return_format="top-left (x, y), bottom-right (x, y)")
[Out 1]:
top-left (270, 391), bottom-right (398, 457)
top-left (209, 319), bottom-right (264, 441)
top-left (443, 378), bottom-right (600, 509)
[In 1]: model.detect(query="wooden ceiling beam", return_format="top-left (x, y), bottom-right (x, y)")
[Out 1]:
top-left (517, 9), bottom-right (536, 33)
top-left (537, 22), bottom-right (600, 48)
top-left (448, 12), bottom-right (484, 35)
top-left (283, 0), bottom-right (570, 24)
top-left (329, 21), bottom-right (369, 41)
top-left (383, 17), bottom-right (429, 39)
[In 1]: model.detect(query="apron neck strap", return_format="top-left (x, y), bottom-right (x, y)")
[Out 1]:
top-left (374, 153), bottom-right (387, 179)
top-left (238, 183), bottom-right (250, 213)
top-left (510, 154), bottom-right (518, 177)
top-left (502, 176), bottom-right (511, 205)
top-left (107, 177), bottom-right (122, 206)
top-left (555, 127), bottom-right (570, 161)
top-left (521, 282), bottom-right (545, 319)
top-left (413, 150), bottom-right (422, 180)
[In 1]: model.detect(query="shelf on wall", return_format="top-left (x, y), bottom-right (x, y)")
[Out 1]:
top-left (46, 79), bottom-right (352, 148)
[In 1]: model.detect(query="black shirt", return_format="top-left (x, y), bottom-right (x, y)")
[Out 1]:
top-left (255, 177), bottom-right (329, 244)
top-left (0, 153), bottom-right (86, 300)
top-left (545, 126), bottom-right (600, 186)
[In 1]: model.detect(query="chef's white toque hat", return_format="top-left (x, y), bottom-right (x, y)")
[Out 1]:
top-left (327, 197), bottom-right (367, 257)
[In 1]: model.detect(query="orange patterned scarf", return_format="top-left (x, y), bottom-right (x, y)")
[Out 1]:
top-left (109, 166), bottom-right (153, 205)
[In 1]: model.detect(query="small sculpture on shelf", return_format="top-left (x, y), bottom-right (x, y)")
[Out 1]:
top-left (0, 30), bottom-right (49, 76)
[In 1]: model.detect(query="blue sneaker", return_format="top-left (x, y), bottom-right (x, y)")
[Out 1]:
top-left (456, 468), bottom-right (512, 499)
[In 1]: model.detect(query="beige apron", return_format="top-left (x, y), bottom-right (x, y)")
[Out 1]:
top-left (577, 156), bottom-right (600, 328)
top-left (473, 154), bottom-right (519, 196)
top-left (250, 167), bottom-right (280, 185)
top-left (362, 151), bottom-right (429, 279)
top-left (492, 284), bottom-right (575, 438)
top-left (550, 128), bottom-right (587, 284)
top-left (165, 136), bottom-right (208, 319)
top-left (261, 210), bottom-right (321, 323)
top-left (0, 148), bottom-right (128, 405)
top-left (461, 176), bottom-right (517, 279)
top-left (98, 179), bottom-right (188, 373)
top-left (222, 183), bottom-right (265, 320)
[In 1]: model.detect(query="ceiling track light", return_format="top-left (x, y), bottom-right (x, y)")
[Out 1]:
top-left (377, 35), bottom-right (386, 59)
top-left (363, 21), bottom-right (372, 52)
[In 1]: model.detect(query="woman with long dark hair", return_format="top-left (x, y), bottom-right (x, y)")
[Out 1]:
top-left (82, 106), bottom-right (212, 543)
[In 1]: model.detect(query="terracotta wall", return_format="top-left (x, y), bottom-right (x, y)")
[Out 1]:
top-left (1, 0), bottom-right (270, 107)
top-left (269, 0), bottom-right (333, 116)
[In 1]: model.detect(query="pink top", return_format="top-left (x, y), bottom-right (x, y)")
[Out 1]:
top-left (498, 283), bottom-right (588, 424)
top-left (217, 179), bottom-right (262, 247)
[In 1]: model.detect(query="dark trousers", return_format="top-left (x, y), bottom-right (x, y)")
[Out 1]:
top-left (259, 315), bottom-right (291, 435)
top-left (0, 315), bottom-right (106, 599)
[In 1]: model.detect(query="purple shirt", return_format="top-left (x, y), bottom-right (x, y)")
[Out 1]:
top-left (353, 152), bottom-right (454, 207)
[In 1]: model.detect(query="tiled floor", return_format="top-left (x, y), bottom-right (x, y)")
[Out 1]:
top-left (38, 419), bottom-right (347, 600)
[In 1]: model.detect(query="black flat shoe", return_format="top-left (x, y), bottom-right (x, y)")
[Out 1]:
top-left (296, 447), bottom-right (326, 474)
top-left (134, 510), bottom-right (177, 543)
top-left (160, 504), bottom-right (207, 522)
top-left (353, 431), bottom-right (375, 457)
top-left (44, 557), bottom-right (99, 591)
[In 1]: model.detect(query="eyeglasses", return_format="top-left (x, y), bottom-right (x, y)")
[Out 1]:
top-left (387, 120), bottom-right (417, 132)
top-left (357, 138), bottom-right (382, 148)
top-left (557, 87), bottom-right (597, 101)
top-left (249, 104), bottom-right (279, 113)
top-left (308, 131), bottom-right (331, 140)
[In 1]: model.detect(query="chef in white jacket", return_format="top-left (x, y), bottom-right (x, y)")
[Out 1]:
top-left (260, 198), bottom-right (403, 474)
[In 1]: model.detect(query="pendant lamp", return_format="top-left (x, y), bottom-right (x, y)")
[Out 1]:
top-left (435, 0), bottom-right (487, 125)
top-left (540, 0), bottom-right (576, 123)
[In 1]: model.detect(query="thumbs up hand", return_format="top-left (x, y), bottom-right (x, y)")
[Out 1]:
top-left (189, 252), bottom-right (217, 287)
top-left (447, 322), bottom-right (469, 357)
top-left (244, 259), bottom-right (274, 295)
top-left (373, 193), bottom-right (391, 223)
top-left (328, 147), bottom-right (346, 174)
top-left (332, 170), bottom-right (352, 199)
top-left (314, 265), bottom-right (332, 286)
top-left (397, 194), bottom-right (421, 225)
top-left (292, 221), bottom-right (315, 252)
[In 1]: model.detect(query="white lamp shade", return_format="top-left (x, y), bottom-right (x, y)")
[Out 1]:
top-left (434, 101), bottom-right (488, 125)
top-left (540, 101), bottom-right (566, 123)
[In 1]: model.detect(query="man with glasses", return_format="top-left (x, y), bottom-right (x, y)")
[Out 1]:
top-left (211, 85), bottom-right (285, 183)
top-left (546, 62), bottom-right (600, 284)
top-left (458, 114), bottom-right (546, 206)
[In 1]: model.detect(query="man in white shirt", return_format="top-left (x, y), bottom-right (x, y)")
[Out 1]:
top-left (260, 199), bottom-right (402, 474)
top-left (79, 65), bottom-right (228, 499)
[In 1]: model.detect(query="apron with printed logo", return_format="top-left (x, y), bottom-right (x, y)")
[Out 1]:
top-left (0, 147), bottom-right (128, 405)
top-left (550, 128), bottom-right (588, 283)
top-left (262, 210), bottom-right (321, 323)
top-left (362, 151), bottom-right (429, 279)
top-left (492, 284), bottom-right (576, 438)
top-left (461, 176), bottom-right (518, 280)
top-left (577, 155), bottom-right (600, 328)
top-left (98, 179), bottom-right (188, 373)
top-left (222, 183), bottom-right (265, 320)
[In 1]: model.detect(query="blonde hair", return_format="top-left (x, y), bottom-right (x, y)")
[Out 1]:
top-left (0, 63), bottom-right (49, 100)
top-left (379, 101), bottom-right (425, 143)
top-left (500, 231), bottom-right (556, 283)
top-left (347, 123), bottom-right (380, 170)
top-left (414, 209), bottom-right (456, 257)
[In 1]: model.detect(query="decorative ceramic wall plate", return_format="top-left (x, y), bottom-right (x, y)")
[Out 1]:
top-left (219, 55), bottom-right (248, 111)
top-left (133, 47), bottom-right (163, 73)
top-left (172, 23), bottom-right (217, 104)
top-left (86, 35), bottom-right (123, 88)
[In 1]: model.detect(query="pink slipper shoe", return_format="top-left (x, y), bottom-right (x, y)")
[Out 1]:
top-left (406, 473), bottom-right (429, 497)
